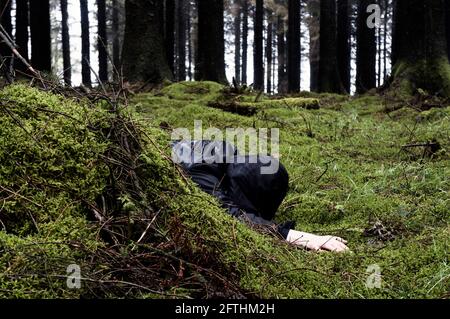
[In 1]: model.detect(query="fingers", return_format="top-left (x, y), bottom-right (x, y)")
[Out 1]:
top-left (320, 237), bottom-right (350, 253)
top-left (335, 237), bottom-right (348, 244)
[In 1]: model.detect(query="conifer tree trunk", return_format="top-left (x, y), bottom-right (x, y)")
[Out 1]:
top-left (15, 0), bottom-right (29, 72)
top-left (187, 2), bottom-right (193, 80)
top-left (195, 0), bottom-right (227, 83)
top-left (356, 0), bottom-right (376, 93)
top-left (97, 0), bottom-right (108, 82)
top-left (177, 0), bottom-right (187, 81)
top-left (287, 0), bottom-right (301, 93)
top-left (308, 0), bottom-right (320, 92)
top-left (445, 0), bottom-right (450, 62)
top-left (390, 0), bottom-right (450, 98)
top-left (253, 0), bottom-right (264, 90)
top-left (0, 0), bottom-right (12, 63)
top-left (122, 0), bottom-right (172, 83)
top-left (277, 14), bottom-right (287, 94)
top-left (112, 0), bottom-right (121, 78)
top-left (30, 0), bottom-right (51, 72)
top-left (337, 0), bottom-right (351, 93)
top-left (165, 0), bottom-right (175, 76)
top-left (234, 0), bottom-right (242, 84)
top-left (61, 0), bottom-right (71, 85)
top-left (80, 0), bottom-right (92, 86)
top-left (266, 15), bottom-right (273, 94)
top-left (241, 0), bottom-right (249, 84)
top-left (318, 0), bottom-right (343, 93)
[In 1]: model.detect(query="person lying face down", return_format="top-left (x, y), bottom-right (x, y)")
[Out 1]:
top-left (172, 140), bottom-right (349, 253)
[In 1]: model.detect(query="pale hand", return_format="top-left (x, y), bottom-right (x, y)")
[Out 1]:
top-left (287, 230), bottom-right (350, 253)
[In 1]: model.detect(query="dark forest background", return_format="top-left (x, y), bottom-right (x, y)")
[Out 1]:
top-left (2, 0), bottom-right (450, 98)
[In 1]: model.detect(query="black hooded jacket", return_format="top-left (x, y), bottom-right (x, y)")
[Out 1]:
top-left (172, 140), bottom-right (295, 238)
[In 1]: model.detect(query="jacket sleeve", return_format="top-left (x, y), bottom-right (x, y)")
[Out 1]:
top-left (221, 197), bottom-right (295, 239)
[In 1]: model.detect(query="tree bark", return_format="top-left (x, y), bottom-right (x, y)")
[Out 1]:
top-left (30, 0), bottom-right (51, 72)
top-left (318, 0), bottom-right (343, 93)
top-left (0, 0), bottom-right (12, 67)
top-left (337, 0), bottom-right (351, 93)
top-left (122, 0), bottom-right (172, 83)
top-left (266, 14), bottom-right (273, 94)
top-left (80, 0), bottom-right (92, 86)
top-left (187, 2), bottom-right (193, 80)
top-left (60, 0), bottom-right (71, 85)
top-left (234, 0), bottom-right (242, 84)
top-left (97, 0), bottom-right (108, 82)
top-left (0, 0), bottom-right (12, 81)
top-left (308, 0), bottom-right (320, 92)
top-left (165, 0), bottom-right (175, 76)
top-left (15, 0), bottom-right (29, 72)
top-left (112, 0), bottom-right (121, 79)
top-left (177, 0), bottom-right (187, 81)
top-left (191, 0), bottom-right (198, 80)
top-left (253, 0), bottom-right (264, 90)
top-left (287, 0), bottom-right (301, 93)
top-left (383, 0), bottom-right (389, 82)
top-left (446, 0), bottom-right (450, 62)
top-left (241, 0), bottom-right (249, 84)
top-left (195, 0), bottom-right (227, 83)
top-left (356, 0), bottom-right (377, 94)
top-left (277, 14), bottom-right (287, 94)
top-left (390, 0), bottom-right (450, 98)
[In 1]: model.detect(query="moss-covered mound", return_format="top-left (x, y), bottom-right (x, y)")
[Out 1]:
top-left (0, 85), bottom-right (110, 297)
top-left (0, 82), bottom-right (449, 299)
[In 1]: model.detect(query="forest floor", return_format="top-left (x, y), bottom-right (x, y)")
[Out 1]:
top-left (131, 81), bottom-right (450, 298)
top-left (0, 82), bottom-right (448, 298)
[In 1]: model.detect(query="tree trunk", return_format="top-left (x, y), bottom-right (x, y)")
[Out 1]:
top-left (111, 0), bottom-right (121, 79)
top-left (191, 0), bottom-right (198, 81)
top-left (122, 0), bottom-right (172, 83)
top-left (377, 8), bottom-right (382, 87)
top-left (97, 0), bottom-right (108, 82)
top-left (390, 0), bottom-right (450, 98)
top-left (287, 0), bottom-right (301, 93)
top-left (195, 0), bottom-right (227, 83)
top-left (308, 0), bottom-right (320, 92)
top-left (266, 14), bottom-right (273, 94)
top-left (177, 0), bottom-right (186, 81)
top-left (60, 0), bottom-right (71, 85)
top-left (80, 0), bottom-right (92, 86)
top-left (0, 0), bottom-right (12, 81)
top-left (391, 0), bottom-right (398, 66)
top-left (277, 14), bottom-right (287, 94)
top-left (187, 2), bottom-right (193, 81)
top-left (165, 0), bottom-right (175, 76)
top-left (15, 0), bottom-right (29, 72)
top-left (356, 0), bottom-right (376, 94)
top-left (446, 0), bottom-right (450, 62)
top-left (337, 0), bottom-right (351, 93)
top-left (241, 0), bottom-right (249, 84)
top-left (30, 0), bottom-right (51, 72)
top-left (383, 0), bottom-right (388, 82)
top-left (0, 0), bottom-right (12, 44)
top-left (253, 0), bottom-right (264, 90)
top-left (234, 0), bottom-right (242, 84)
top-left (318, 0), bottom-right (342, 93)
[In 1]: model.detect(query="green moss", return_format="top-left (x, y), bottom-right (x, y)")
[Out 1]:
top-left (0, 85), bottom-right (113, 298)
top-left (131, 81), bottom-right (450, 298)
top-left (160, 81), bottom-right (224, 103)
top-left (238, 98), bottom-right (321, 111)
top-left (1, 81), bottom-right (448, 298)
